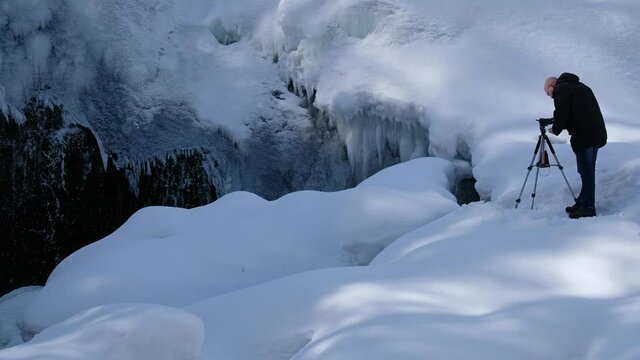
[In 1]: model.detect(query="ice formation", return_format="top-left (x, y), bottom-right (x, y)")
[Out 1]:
top-left (0, 86), bottom-right (5, 116)
top-left (328, 103), bottom-right (428, 181)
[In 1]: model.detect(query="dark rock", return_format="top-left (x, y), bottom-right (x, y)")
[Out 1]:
top-left (0, 99), bottom-right (218, 295)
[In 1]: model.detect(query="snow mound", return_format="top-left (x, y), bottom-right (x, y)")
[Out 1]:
top-left (0, 287), bottom-right (41, 350)
top-left (22, 158), bottom-right (459, 332)
top-left (0, 304), bottom-right (204, 360)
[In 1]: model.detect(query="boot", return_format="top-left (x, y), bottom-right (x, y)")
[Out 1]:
top-left (569, 206), bottom-right (596, 219)
top-left (565, 203), bottom-right (580, 214)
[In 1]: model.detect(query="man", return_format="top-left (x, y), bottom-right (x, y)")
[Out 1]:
top-left (544, 73), bottom-right (607, 218)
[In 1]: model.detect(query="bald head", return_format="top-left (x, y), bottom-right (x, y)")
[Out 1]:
top-left (544, 77), bottom-right (557, 98)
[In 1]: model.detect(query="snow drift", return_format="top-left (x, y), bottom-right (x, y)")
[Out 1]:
top-left (22, 158), bottom-right (458, 332)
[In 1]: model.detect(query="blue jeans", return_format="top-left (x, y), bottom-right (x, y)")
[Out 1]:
top-left (573, 146), bottom-right (598, 208)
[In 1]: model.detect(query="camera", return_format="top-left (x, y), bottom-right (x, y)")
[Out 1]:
top-left (537, 118), bottom-right (553, 126)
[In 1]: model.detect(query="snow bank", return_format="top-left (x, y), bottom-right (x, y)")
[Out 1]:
top-left (187, 203), bottom-right (640, 359)
top-left (0, 304), bottom-right (204, 360)
top-left (0, 288), bottom-right (40, 350)
top-left (22, 158), bottom-right (458, 332)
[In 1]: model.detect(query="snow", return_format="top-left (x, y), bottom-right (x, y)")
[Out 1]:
top-left (187, 203), bottom-right (640, 359)
top-left (0, 304), bottom-right (204, 360)
top-left (2, 0), bottom-right (640, 359)
top-left (6, 138), bottom-right (640, 359)
top-left (0, 288), bottom-right (40, 350)
top-left (21, 157), bottom-right (458, 333)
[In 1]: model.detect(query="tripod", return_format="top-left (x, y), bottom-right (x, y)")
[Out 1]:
top-left (515, 123), bottom-right (577, 209)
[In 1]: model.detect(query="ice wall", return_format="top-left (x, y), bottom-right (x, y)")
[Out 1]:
top-left (260, 1), bottom-right (440, 179)
top-left (0, 0), bottom-right (352, 197)
top-left (0, 0), bottom-right (98, 107)
top-left (0, 0), bottom-right (479, 191)
top-left (254, 0), bottom-right (467, 178)
top-left (0, 0), bottom-right (292, 149)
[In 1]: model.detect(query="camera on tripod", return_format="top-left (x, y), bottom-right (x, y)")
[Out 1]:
top-left (537, 118), bottom-right (553, 126)
top-left (515, 116), bottom-right (577, 209)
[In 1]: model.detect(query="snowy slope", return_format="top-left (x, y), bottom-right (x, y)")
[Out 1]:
top-left (2, 0), bottom-right (640, 359)
top-left (188, 203), bottom-right (640, 359)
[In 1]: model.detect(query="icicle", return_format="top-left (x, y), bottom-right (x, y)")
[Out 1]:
top-left (0, 86), bottom-right (6, 117)
top-left (329, 102), bottom-right (429, 182)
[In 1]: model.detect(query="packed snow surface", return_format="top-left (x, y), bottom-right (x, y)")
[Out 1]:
top-left (2, 0), bottom-right (640, 359)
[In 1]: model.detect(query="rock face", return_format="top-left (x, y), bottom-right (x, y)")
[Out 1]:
top-left (0, 99), bottom-right (217, 294)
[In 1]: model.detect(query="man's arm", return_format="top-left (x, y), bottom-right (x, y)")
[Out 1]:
top-left (551, 87), bottom-right (571, 136)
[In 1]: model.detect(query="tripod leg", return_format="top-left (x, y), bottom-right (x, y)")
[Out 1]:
top-left (515, 156), bottom-right (536, 209)
top-left (515, 135), bottom-right (543, 208)
top-left (531, 165), bottom-right (541, 209)
top-left (530, 137), bottom-right (545, 209)
top-left (544, 135), bottom-right (577, 201)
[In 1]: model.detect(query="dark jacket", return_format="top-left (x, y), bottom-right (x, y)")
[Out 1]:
top-left (551, 72), bottom-right (607, 149)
